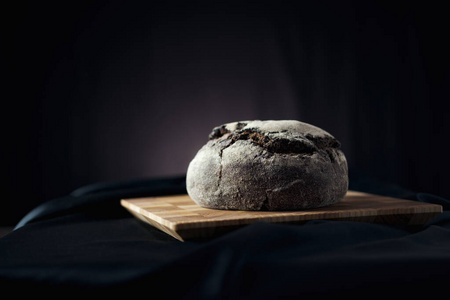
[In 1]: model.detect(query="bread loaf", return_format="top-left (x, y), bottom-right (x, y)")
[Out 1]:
top-left (186, 120), bottom-right (348, 210)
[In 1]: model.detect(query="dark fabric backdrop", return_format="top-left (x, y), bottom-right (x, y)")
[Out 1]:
top-left (2, 0), bottom-right (449, 225)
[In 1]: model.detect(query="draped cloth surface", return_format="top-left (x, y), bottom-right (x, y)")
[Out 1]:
top-left (1, 175), bottom-right (449, 298)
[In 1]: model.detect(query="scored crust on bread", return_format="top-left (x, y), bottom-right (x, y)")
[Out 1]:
top-left (186, 120), bottom-right (348, 211)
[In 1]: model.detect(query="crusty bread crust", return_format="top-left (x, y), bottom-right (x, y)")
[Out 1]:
top-left (186, 120), bottom-right (348, 210)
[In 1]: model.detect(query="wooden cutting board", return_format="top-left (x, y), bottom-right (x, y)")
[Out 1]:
top-left (121, 190), bottom-right (442, 241)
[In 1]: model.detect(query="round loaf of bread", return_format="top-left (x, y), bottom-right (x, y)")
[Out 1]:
top-left (186, 120), bottom-right (348, 210)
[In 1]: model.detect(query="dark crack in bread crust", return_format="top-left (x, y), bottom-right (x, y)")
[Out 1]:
top-left (186, 120), bottom-right (348, 211)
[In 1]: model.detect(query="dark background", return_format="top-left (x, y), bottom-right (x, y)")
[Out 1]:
top-left (2, 0), bottom-right (449, 226)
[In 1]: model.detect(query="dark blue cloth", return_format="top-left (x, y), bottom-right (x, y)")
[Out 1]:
top-left (1, 174), bottom-right (449, 298)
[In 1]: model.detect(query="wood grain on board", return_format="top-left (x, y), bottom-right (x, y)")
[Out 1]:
top-left (121, 190), bottom-right (442, 241)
